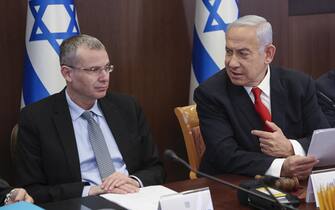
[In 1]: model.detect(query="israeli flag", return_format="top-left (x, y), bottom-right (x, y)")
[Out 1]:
top-left (189, 0), bottom-right (239, 102)
top-left (22, 0), bottom-right (80, 106)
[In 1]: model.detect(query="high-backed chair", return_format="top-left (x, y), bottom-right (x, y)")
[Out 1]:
top-left (174, 105), bottom-right (205, 179)
top-left (10, 124), bottom-right (19, 161)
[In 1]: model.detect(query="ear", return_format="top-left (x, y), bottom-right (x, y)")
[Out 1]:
top-left (61, 65), bottom-right (73, 83)
top-left (264, 44), bottom-right (276, 64)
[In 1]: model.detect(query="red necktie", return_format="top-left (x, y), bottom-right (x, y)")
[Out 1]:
top-left (251, 87), bottom-right (272, 132)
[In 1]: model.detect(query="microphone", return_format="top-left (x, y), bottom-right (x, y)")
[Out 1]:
top-left (164, 149), bottom-right (298, 210)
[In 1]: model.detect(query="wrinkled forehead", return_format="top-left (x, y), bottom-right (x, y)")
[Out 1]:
top-left (226, 26), bottom-right (260, 50)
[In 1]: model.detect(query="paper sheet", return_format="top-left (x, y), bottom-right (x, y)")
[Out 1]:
top-left (308, 128), bottom-right (335, 167)
top-left (101, 185), bottom-right (176, 210)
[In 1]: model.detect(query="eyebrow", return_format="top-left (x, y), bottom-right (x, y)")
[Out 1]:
top-left (237, 48), bottom-right (251, 52)
top-left (91, 62), bottom-right (110, 68)
top-left (226, 47), bottom-right (251, 53)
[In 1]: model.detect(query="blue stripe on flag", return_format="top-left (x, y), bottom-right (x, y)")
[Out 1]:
top-left (23, 50), bottom-right (50, 105)
top-left (22, 0), bottom-right (80, 106)
top-left (192, 28), bottom-right (220, 84)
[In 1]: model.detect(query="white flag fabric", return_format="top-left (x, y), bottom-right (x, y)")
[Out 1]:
top-left (22, 0), bottom-right (80, 106)
top-left (189, 0), bottom-right (239, 103)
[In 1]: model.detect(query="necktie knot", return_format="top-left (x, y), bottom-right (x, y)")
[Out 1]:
top-left (251, 87), bottom-right (262, 98)
top-left (81, 111), bottom-right (94, 122)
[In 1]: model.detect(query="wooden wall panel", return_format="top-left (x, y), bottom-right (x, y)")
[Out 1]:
top-left (0, 0), bottom-right (26, 183)
top-left (288, 14), bottom-right (335, 77)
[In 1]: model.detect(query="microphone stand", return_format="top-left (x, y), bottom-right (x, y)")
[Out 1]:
top-left (165, 150), bottom-right (298, 210)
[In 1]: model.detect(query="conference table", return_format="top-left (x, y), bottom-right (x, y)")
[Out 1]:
top-left (40, 174), bottom-right (318, 210)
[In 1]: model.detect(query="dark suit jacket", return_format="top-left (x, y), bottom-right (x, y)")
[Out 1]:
top-left (316, 70), bottom-right (335, 127)
top-left (15, 90), bottom-right (165, 203)
top-left (0, 179), bottom-right (11, 206)
top-left (194, 66), bottom-right (329, 176)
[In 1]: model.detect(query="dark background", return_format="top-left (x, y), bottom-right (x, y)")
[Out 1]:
top-left (1, 0), bottom-right (335, 184)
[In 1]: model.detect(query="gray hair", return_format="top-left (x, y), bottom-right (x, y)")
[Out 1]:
top-left (227, 15), bottom-right (273, 51)
top-left (60, 34), bottom-right (106, 65)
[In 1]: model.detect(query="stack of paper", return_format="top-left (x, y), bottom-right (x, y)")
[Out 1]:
top-left (101, 185), bottom-right (176, 210)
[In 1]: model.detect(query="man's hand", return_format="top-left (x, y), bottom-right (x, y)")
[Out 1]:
top-left (251, 121), bottom-right (294, 158)
top-left (5, 188), bottom-right (34, 205)
top-left (281, 155), bottom-right (319, 179)
top-left (101, 172), bottom-right (139, 194)
top-left (88, 185), bottom-right (106, 196)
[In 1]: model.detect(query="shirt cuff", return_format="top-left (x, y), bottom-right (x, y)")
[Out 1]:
top-left (129, 175), bottom-right (143, 187)
top-left (265, 158), bottom-right (285, 177)
top-left (289, 139), bottom-right (306, 156)
top-left (82, 186), bottom-right (91, 197)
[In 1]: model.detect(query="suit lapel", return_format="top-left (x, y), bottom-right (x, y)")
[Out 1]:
top-left (52, 90), bottom-right (81, 181)
top-left (229, 82), bottom-right (264, 131)
top-left (98, 97), bottom-right (132, 167)
top-left (270, 67), bottom-right (287, 130)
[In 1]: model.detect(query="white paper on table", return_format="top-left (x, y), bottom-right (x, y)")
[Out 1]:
top-left (307, 128), bottom-right (335, 167)
top-left (100, 185), bottom-right (176, 210)
top-left (158, 187), bottom-right (213, 210)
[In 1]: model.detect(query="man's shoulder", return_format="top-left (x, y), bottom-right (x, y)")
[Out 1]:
top-left (316, 70), bottom-right (335, 88)
top-left (316, 70), bottom-right (335, 99)
top-left (21, 91), bottom-right (64, 114)
top-left (271, 66), bottom-right (311, 87)
top-left (272, 66), bottom-right (308, 80)
top-left (196, 70), bottom-right (228, 93)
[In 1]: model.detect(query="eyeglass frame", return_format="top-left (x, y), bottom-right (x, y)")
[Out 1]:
top-left (62, 63), bottom-right (114, 74)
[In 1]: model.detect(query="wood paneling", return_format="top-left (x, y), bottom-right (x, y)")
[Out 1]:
top-left (289, 0), bottom-right (335, 16)
top-left (0, 0), bottom-right (26, 183)
top-left (288, 14), bottom-right (335, 77)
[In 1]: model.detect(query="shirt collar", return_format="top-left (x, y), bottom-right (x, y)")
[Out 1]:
top-left (244, 66), bottom-right (271, 97)
top-left (65, 89), bottom-right (103, 121)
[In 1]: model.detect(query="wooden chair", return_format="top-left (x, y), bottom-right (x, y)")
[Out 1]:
top-left (10, 124), bottom-right (18, 161)
top-left (174, 105), bottom-right (205, 179)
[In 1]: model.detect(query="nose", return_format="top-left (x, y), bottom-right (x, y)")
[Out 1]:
top-left (98, 69), bottom-right (110, 82)
top-left (226, 54), bottom-right (240, 68)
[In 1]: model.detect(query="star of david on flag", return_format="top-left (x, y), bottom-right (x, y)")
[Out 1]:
top-left (22, 0), bottom-right (80, 106)
top-left (189, 0), bottom-right (238, 103)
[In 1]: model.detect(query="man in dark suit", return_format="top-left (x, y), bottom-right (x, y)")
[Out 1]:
top-left (0, 179), bottom-right (33, 205)
top-left (194, 15), bottom-right (329, 179)
top-left (316, 70), bottom-right (335, 127)
top-left (16, 34), bottom-right (165, 203)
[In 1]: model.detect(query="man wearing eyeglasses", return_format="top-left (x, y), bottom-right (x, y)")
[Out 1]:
top-left (15, 34), bottom-right (165, 203)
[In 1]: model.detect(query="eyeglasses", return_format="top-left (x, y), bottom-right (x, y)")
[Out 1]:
top-left (64, 63), bottom-right (114, 74)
